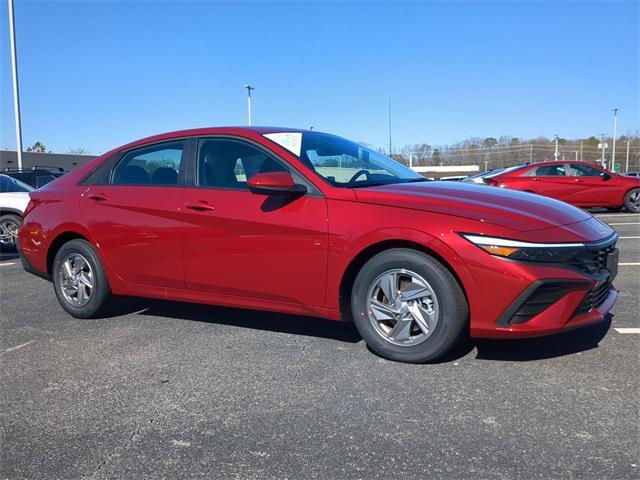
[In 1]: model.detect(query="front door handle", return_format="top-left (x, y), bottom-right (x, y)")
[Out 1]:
top-left (184, 201), bottom-right (216, 212)
top-left (89, 193), bottom-right (110, 202)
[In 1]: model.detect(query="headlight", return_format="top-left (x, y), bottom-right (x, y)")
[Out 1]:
top-left (461, 234), bottom-right (584, 263)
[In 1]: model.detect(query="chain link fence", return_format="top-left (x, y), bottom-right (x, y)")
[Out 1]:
top-left (394, 143), bottom-right (640, 173)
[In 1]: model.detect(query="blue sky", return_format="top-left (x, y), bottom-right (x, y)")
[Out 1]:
top-left (1, 0), bottom-right (638, 155)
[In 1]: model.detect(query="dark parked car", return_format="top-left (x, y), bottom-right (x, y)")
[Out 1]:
top-left (3, 167), bottom-right (66, 188)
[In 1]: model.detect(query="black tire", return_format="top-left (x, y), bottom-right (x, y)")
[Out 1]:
top-left (0, 213), bottom-right (21, 251)
top-left (52, 239), bottom-right (113, 318)
top-left (351, 248), bottom-right (468, 363)
top-left (623, 188), bottom-right (640, 213)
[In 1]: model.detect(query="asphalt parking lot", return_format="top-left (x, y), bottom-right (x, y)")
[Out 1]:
top-left (1, 212), bottom-right (638, 480)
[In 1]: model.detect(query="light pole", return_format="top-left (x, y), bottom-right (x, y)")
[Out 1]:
top-left (553, 134), bottom-right (559, 161)
top-left (8, 0), bottom-right (23, 169)
top-left (625, 140), bottom-right (630, 173)
top-left (388, 98), bottom-right (392, 156)
top-left (244, 85), bottom-right (254, 126)
top-left (611, 108), bottom-right (619, 172)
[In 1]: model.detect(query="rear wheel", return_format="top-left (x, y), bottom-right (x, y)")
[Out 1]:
top-left (0, 214), bottom-right (21, 251)
top-left (623, 188), bottom-right (640, 213)
top-left (351, 248), bottom-right (468, 363)
top-left (52, 239), bottom-right (113, 318)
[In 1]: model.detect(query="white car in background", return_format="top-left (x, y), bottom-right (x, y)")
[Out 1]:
top-left (0, 174), bottom-right (33, 250)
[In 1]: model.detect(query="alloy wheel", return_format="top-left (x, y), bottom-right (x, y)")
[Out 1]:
top-left (0, 219), bottom-right (19, 248)
top-left (629, 190), bottom-right (640, 212)
top-left (366, 268), bottom-right (439, 346)
top-left (58, 253), bottom-right (94, 307)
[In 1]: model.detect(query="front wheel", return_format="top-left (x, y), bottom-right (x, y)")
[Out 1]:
top-left (52, 239), bottom-right (113, 318)
top-left (351, 249), bottom-right (468, 363)
top-left (623, 188), bottom-right (640, 213)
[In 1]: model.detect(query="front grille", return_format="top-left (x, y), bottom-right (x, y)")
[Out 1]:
top-left (574, 277), bottom-right (612, 315)
top-left (567, 241), bottom-right (616, 276)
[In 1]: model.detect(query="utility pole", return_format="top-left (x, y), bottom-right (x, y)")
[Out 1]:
top-left (530, 144), bottom-right (533, 163)
top-left (553, 135), bottom-right (560, 161)
top-left (388, 98), bottom-right (392, 156)
top-left (599, 134), bottom-right (607, 168)
top-left (8, 0), bottom-right (23, 169)
top-left (408, 152), bottom-right (413, 168)
top-left (244, 85), bottom-right (254, 126)
top-left (580, 140), bottom-right (583, 161)
top-left (625, 140), bottom-right (630, 173)
top-left (611, 108), bottom-right (619, 172)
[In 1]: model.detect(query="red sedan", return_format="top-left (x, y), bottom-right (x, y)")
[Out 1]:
top-left (486, 161), bottom-right (640, 212)
top-left (18, 128), bottom-right (619, 363)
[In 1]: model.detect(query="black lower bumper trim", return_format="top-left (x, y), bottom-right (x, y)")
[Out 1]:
top-left (20, 254), bottom-right (50, 281)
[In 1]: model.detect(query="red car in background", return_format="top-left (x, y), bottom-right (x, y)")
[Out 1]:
top-left (486, 161), bottom-right (640, 212)
top-left (18, 128), bottom-right (620, 363)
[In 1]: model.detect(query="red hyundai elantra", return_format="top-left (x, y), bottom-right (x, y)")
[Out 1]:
top-left (18, 128), bottom-right (619, 363)
top-left (486, 161), bottom-right (640, 212)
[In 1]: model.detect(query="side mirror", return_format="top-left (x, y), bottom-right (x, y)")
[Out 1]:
top-left (247, 171), bottom-right (307, 196)
top-left (600, 172), bottom-right (612, 181)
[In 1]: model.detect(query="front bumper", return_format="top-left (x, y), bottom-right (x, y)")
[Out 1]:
top-left (458, 235), bottom-right (619, 339)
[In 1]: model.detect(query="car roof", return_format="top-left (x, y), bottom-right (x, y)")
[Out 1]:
top-left (106, 126), bottom-right (316, 158)
top-left (523, 160), bottom-right (601, 168)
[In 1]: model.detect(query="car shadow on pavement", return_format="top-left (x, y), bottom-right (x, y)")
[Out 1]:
top-left (111, 297), bottom-right (613, 361)
top-left (112, 297), bottom-right (363, 343)
top-left (471, 315), bottom-right (613, 362)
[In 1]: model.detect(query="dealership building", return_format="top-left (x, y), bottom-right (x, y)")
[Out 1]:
top-left (0, 150), bottom-right (96, 172)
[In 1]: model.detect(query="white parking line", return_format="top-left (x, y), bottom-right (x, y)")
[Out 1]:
top-left (614, 328), bottom-right (640, 334)
top-left (618, 236), bottom-right (640, 239)
top-left (609, 222), bottom-right (640, 226)
top-left (619, 263), bottom-right (640, 266)
top-left (595, 213), bottom-right (640, 218)
top-left (0, 262), bottom-right (16, 267)
top-left (4, 340), bottom-right (35, 353)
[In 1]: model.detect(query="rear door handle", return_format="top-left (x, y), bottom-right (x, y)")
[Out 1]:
top-left (184, 201), bottom-right (216, 212)
top-left (89, 193), bottom-right (110, 202)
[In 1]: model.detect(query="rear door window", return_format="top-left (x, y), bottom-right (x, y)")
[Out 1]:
top-left (533, 164), bottom-right (568, 176)
top-left (111, 141), bottom-right (185, 186)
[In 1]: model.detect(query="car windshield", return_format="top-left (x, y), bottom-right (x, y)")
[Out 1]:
top-left (0, 174), bottom-right (34, 193)
top-left (269, 132), bottom-right (425, 188)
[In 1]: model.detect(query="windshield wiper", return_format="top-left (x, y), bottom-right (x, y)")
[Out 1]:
top-left (404, 177), bottom-right (429, 183)
top-left (350, 181), bottom-right (392, 188)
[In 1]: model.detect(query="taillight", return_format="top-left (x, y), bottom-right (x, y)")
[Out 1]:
top-left (23, 199), bottom-right (37, 217)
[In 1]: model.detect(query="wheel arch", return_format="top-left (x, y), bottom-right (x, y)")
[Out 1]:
top-left (0, 208), bottom-right (23, 217)
top-left (338, 239), bottom-right (470, 322)
top-left (622, 185), bottom-right (640, 207)
top-left (46, 231), bottom-right (92, 275)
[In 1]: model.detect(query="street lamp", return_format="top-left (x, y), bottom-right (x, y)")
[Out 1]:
top-left (244, 85), bottom-right (255, 126)
top-left (553, 134), bottom-right (560, 161)
top-left (8, 0), bottom-right (23, 169)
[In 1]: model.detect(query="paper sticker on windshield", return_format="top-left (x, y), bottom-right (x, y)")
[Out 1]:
top-left (264, 132), bottom-right (302, 156)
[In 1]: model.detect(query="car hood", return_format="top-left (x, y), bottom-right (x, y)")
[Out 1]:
top-left (354, 181), bottom-right (594, 233)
